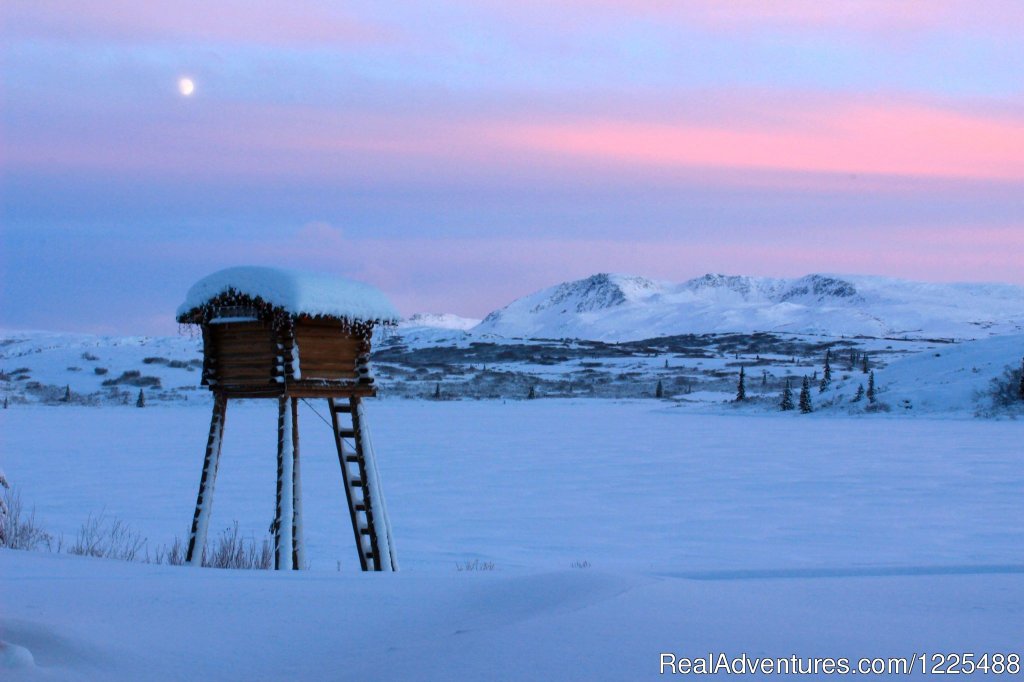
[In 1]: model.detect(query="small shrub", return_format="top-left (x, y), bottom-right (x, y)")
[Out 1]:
top-left (976, 361), bottom-right (1024, 416)
top-left (986, 362), bottom-right (1024, 409)
top-left (202, 522), bottom-right (273, 570)
top-left (456, 559), bottom-right (496, 571)
top-left (94, 367), bottom-right (109, 375)
top-left (1, 485), bottom-right (55, 551)
top-left (68, 512), bottom-right (147, 561)
top-left (101, 370), bottom-right (161, 388)
top-left (81, 352), bottom-right (100, 361)
top-left (0, 482), bottom-right (268, 570)
top-left (153, 524), bottom-right (272, 569)
top-left (142, 357), bottom-right (169, 365)
top-left (570, 560), bottom-right (591, 569)
top-left (151, 537), bottom-right (186, 565)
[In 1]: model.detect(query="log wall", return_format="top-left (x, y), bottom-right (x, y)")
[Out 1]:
top-left (204, 318), bottom-right (371, 395)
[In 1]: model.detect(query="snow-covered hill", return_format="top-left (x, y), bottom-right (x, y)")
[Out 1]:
top-left (824, 333), bottom-right (1024, 415)
top-left (475, 273), bottom-right (1024, 341)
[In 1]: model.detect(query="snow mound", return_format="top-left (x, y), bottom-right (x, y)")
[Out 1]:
top-left (177, 267), bottom-right (399, 323)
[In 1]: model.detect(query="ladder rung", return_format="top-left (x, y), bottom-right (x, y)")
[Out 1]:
top-left (337, 429), bottom-right (355, 438)
top-left (350, 479), bottom-right (364, 487)
top-left (359, 528), bottom-right (371, 535)
top-left (332, 404), bottom-right (353, 413)
top-left (354, 504), bottom-right (366, 512)
top-left (344, 454), bottom-right (360, 463)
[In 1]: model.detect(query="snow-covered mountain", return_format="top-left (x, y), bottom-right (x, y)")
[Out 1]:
top-left (474, 273), bottom-right (1024, 341)
top-left (399, 313), bottom-right (481, 331)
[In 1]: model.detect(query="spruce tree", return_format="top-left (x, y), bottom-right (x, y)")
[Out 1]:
top-left (861, 353), bottom-right (870, 374)
top-left (852, 384), bottom-right (865, 402)
top-left (867, 371), bottom-right (877, 405)
top-left (433, 382), bottom-right (441, 400)
top-left (136, 388), bottom-right (146, 408)
top-left (819, 350), bottom-right (832, 393)
top-left (2, 396), bottom-right (7, 409)
top-left (799, 377), bottom-right (813, 413)
top-left (779, 379), bottom-right (794, 411)
top-left (63, 385), bottom-right (71, 402)
top-left (735, 367), bottom-right (746, 402)
top-left (655, 380), bottom-right (664, 398)
top-left (664, 359), bottom-right (669, 369)
top-left (847, 349), bottom-right (856, 371)
top-left (761, 370), bottom-right (768, 387)
top-left (1018, 357), bottom-right (1024, 400)
top-left (527, 385), bottom-right (536, 400)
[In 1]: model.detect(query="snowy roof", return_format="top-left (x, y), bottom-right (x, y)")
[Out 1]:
top-left (177, 267), bottom-right (400, 324)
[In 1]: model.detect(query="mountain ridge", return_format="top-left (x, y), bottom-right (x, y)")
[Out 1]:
top-left (473, 272), bottom-right (1024, 341)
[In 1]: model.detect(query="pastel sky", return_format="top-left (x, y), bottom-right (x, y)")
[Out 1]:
top-left (2, 1), bottom-right (1022, 334)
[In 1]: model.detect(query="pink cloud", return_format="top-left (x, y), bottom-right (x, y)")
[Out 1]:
top-left (7, 91), bottom-right (1023, 187)
top-left (486, 102), bottom-right (1024, 181)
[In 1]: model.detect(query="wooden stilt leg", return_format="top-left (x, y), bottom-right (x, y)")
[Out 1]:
top-left (291, 397), bottom-right (305, 570)
top-left (186, 394), bottom-right (227, 566)
top-left (274, 396), bottom-right (295, 570)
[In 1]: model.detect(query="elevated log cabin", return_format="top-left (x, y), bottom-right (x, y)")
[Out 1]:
top-left (177, 267), bottom-right (398, 398)
top-left (176, 267), bottom-right (399, 572)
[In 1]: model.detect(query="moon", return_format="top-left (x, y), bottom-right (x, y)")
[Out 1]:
top-left (178, 77), bottom-right (195, 97)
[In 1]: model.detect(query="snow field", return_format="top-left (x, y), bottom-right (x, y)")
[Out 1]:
top-left (2, 401), bottom-right (1022, 680)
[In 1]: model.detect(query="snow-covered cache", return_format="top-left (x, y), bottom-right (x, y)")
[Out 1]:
top-left (177, 266), bottom-right (400, 326)
top-left (177, 267), bottom-right (396, 395)
top-left (175, 266), bottom-right (399, 573)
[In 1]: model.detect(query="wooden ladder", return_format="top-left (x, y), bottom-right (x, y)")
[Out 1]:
top-left (328, 396), bottom-right (394, 571)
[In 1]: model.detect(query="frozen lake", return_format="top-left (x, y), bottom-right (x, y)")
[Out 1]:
top-left (3, 401), bottom-right (1022, 574)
